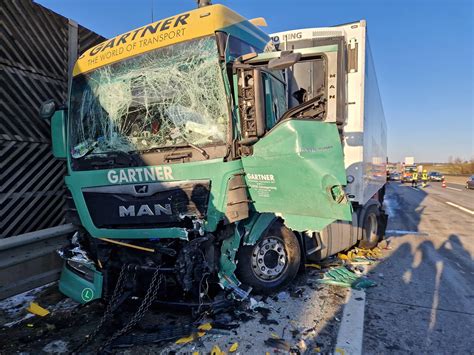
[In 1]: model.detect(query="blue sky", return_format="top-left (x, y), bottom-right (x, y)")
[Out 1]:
top-left (37, 0), bottom-right (473, 163)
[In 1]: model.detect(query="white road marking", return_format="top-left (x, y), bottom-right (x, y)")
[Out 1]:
top-left (429, 261), bottom-right (443, 331)
top-left (335, 289), bottom-right (366, 355)
top-left (385, 230), bottom-right (429, 236)
top-left (446, 186), bottom-right (462, 192)
top-left (445, 201), bottom-right (474, 215)
top-left (410, 187), bottom-right (420, 191)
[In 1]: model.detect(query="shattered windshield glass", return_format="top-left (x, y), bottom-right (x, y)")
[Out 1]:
top-left (69, 36), bottom-right (229, 158)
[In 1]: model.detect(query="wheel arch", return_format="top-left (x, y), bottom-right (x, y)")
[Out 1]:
top-left (243, 213), bottom-right (278, 246)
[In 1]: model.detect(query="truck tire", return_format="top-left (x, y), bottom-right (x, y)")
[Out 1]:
top-left (236, 222), bottom-right (301, 294)
top-left (358, 205), bottom-right (383, 249)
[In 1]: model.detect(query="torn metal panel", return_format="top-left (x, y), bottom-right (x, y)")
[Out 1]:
top-left (278, 214), bottom-right (336, 233)
top-left (218, 226), bottom-right (242, 288)
top-left (242, 213), bottom-right (276, 245)
top-left (69, 36), bottom-right (229, 157)
top-left (57, 232), bottom-right (94, 266)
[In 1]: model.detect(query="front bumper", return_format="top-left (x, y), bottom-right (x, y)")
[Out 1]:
top-left (59, 262), bottom-right (103, 304)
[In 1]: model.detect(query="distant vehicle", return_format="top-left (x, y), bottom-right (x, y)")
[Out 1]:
top-left (401, 165), bottom-right (417, 183)
top-left (389, 172), bottom-right (401, 181)
top-left (404, 157), bottom-right (415, 165)
top-left (466, 175), bottom-right (474, 189)
top-left (428, 171), bottom-right (444, 181)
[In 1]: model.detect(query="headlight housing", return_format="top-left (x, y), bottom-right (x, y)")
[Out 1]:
top-left (65, 260), bottom-right (95, 282)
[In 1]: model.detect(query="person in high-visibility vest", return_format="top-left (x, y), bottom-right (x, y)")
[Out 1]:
top-left (411, 171), bottom-right (418, 188)
top-left (421, 170), bottom-right (428, 188)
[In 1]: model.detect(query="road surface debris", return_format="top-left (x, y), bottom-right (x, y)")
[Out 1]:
top-left (0, 243), bottom-right (393, 353)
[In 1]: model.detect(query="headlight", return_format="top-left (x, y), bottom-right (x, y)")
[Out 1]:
top-left (66, 260), bottom-right (95, 282)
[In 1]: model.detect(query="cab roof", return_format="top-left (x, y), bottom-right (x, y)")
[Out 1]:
top-left (73, 4), bottom-right (265, 76)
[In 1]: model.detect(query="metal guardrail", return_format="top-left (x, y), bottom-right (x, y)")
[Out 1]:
top-left (0, 224), bottom-right (76, 300)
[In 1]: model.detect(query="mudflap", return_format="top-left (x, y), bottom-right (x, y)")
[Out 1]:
top-left (242, 120), bottom-right (352, 232)
top-left (379, 209), bottom-right (389, 238)
top-left (59, 262), bottom-right (103, 304)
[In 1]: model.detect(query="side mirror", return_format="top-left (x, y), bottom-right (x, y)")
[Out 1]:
top-left (39, 99), bottom-right (57, 120)
top-left (268, 52), bottom-right (302, 70)
top-left (51, 110), bottom-right (68, 159)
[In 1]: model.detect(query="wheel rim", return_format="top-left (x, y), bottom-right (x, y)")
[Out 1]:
top-left (251, 237), bottom-right (288, 281)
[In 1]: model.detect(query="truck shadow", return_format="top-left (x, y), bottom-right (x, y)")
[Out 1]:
top-left (307, 182), bottom-right (474, 353)
top-left (383, 181), bottom-right (427, 235)
top-left (359, 234), bottom-right (473, 353)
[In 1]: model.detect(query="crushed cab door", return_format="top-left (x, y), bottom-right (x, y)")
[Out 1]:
top-left (239, 45), bottom-right (352, 231)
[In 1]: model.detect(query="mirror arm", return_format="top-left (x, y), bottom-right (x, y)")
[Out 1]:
top-left (239, 137), bottom-right (258, 145)
top-left (39, 99), bottom-right (57, 120)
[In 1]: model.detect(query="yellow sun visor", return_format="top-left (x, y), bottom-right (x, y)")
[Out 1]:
top-left (249, 17), bottom-right (268, 27)
top-left (73, 4), bottom-right (245, 76)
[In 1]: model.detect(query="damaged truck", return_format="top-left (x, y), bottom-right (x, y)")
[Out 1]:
top-left (40, 3), bottom-right (387, 306)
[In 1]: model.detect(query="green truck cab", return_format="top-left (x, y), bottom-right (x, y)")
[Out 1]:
top-left (41, 4), bottom-right (385, 305)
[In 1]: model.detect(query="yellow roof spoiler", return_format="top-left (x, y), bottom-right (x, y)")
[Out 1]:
top-left (249, 17), bottom-right (267, 27)
top-left (73, 4), bottom-right (248, 76)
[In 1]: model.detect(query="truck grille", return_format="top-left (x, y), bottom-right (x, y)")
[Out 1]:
top-left (82, 180), bottom-right (210, 229)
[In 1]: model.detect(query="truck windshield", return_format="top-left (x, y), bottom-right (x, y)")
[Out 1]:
top-left (69, 36), bottom-right (229, 158)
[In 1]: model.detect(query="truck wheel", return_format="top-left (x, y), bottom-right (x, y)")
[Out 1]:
top-left (358, 205), bottom-right (383, 249)
top-left (236, 222), bottom-right (301, 294)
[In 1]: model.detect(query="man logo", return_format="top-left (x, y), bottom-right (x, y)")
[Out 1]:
top-left (119, 204), bottom-right (172, 217)
top-left (134, 185), bottom-right (148, 194)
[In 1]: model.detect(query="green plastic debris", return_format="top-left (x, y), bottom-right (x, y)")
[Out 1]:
top-left (316, 266), bottom-right (376, 290)
top-left (351, 278), bottom-right (377, 290)
top-left (327, 267), bottom-right (359, 282)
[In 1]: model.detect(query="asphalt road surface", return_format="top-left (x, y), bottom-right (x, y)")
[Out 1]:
top-left (362, 181), bottom-right (474, 353)
top-left (1, 181), bottom-right (472, 354)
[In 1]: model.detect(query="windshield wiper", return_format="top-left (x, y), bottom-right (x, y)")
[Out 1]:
top-left (77, 149), bottom-right (140, 167)
top-left (140, 143), bottom-right (210, 160)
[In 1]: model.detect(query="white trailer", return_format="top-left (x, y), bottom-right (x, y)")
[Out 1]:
top-left (271, 21), bottom-right (387, 206)
top-left (270, 21), bottom-right (387, 254)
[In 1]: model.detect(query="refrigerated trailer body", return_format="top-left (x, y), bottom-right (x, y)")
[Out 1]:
top-left (271, 22), bottom-right (387, 206)
top-left (266, 22), bottom-right (387, 258)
